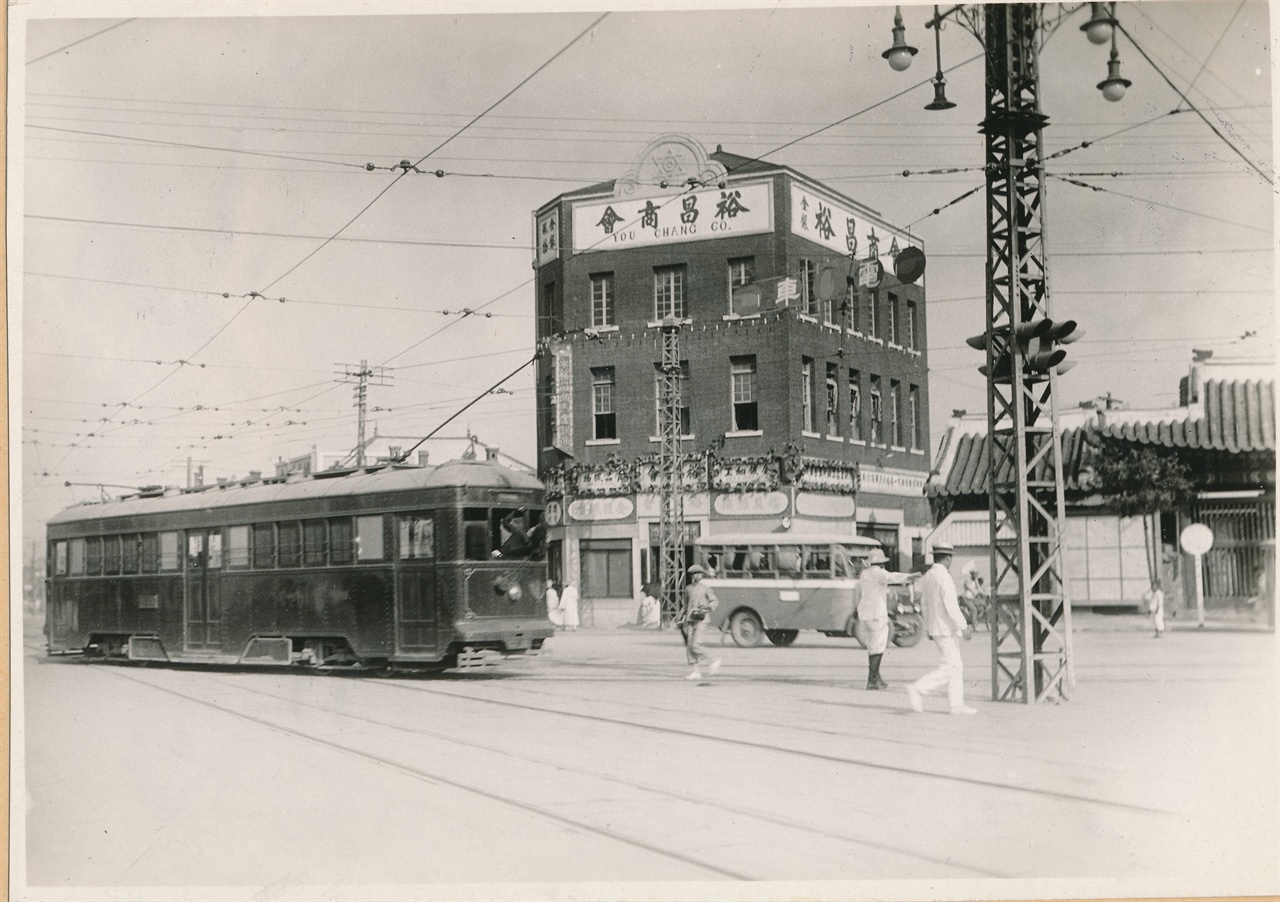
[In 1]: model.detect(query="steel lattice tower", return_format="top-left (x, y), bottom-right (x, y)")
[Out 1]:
top-left (657, 318), bottom-right (686, 625)
top-left (981, 3), bottom-right (1074, 704)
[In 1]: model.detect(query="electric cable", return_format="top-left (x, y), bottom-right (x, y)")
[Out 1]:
top-left (27, 19), bottom-right (135, 65)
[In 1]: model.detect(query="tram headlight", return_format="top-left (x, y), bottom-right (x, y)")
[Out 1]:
top-left (507, 583), bottom-right (523, 602)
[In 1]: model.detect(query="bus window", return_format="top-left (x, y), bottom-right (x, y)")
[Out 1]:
top-left (806, 547), bottom-right (832, 577)
top-left (837, 546), bottom-right (867, 577)
top-left (778, 545), bottom-right (803, 575)
top-left (464, 508), bottom-right (490, 561)
top-left (356, 516), bottom-right (385, 562)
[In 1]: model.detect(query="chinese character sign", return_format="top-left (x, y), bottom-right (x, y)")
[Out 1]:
top-left (789, 184), bottom-right (918, 270)
top-left (572, 182), bottom-right (772, 253)
top-left (536, 209), bottom-right (559, 266)
top-left (553, 344), bottom-right (574, 454)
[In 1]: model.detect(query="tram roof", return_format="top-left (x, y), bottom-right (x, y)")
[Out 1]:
top-left (47, 459), bottom-right (542, 526)
top-left (695, 534), bottom-right (881, 547)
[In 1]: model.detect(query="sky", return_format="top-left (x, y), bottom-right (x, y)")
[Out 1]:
top-left (11, 0), bottom-right (1276, 554)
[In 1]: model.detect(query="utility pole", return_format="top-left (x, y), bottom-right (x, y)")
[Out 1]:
top-left (337, 360), bottom-right (392, 467)
top-left (657, 316), bottom-right (686, 626)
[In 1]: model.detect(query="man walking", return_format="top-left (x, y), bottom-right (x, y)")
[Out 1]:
top-left (683, 565), bottom-right (721, 681)
top-left (906, 543), bottom-right (977, 715)
top-left (857, 548), bottom-right (915, 690)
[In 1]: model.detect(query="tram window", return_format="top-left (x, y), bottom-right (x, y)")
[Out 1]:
top-left (159, 532), bottom-right (181, 571)
top-left (356, 516), bottom-right (385, 562)
top-left (227, 526), bottom-right (250, 568)
top-left (495, 508), bottom-right (544, 560)
top-left (399, 515), bottom-right (435, 560)
top-left (208, 532), bottom-right (223, 568)
top-left (103, 536), bottom-right (121, 575)
top-left (187, 534), bottom-right (204, 569)
top-left (86, 537), bottom-right (103, 575)
top-left (54, 541), bottom-right (67, 575)
top-left (330, 519), bottom-right (354, 565)
top-left (278, 522), bottom-right (302, 568)
top-left (464, 508), bottom-right (490, 561)
top-left (252, 524), bottom-right (276, 568)
top-left (122, 534), bottom-right (140, 573)
top-left (303, 520), bottom-right (327, 566)
top-left (140, 534), bottom-right (159, 573)
top-left (68, 539), bottom-right (86, 575)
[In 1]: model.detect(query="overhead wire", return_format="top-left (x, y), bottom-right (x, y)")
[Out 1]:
top-left (27, 19), bottom-right (136, 65)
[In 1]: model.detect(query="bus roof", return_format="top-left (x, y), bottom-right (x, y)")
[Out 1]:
top-left (47, 459), bottom-right (542, 527)
top-left (694, 534), bottom-right (881, 547)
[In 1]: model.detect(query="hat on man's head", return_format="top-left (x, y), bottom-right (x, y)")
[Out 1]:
top-left (931, 543), bottom-right (955, 558)
top-left (867, 549), bottom-right (890, 565)
top-left (687, 564), bottom-right (706, 577)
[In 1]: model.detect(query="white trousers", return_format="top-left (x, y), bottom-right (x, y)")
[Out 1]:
top-left (913, 636), bottom-right (965, 709)
top-left (859, 618), bottom-right (889, 654)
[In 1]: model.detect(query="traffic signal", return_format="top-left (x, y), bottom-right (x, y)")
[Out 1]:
top-left (967, 318), bottom-right (1082, 382)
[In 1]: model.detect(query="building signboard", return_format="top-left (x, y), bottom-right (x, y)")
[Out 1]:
top-left (789, 183), bottom-right (919, 270)
top-left (794, 492), bottom-right (856, 519)
top-left (552, 344), bottom-right (573, 454)
top-left (568, 497), bottom-right (635, 522)
top-left (572, 182), bottom-right (773, 253)
top-left (536, 208), bottom-right (559, 266)
top-left (859, 468), bottom-right (927, 497)
top-left (712, 491), bottom-right (790, 517)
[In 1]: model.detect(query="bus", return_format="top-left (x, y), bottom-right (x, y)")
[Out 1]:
top-left (44, 459), bottom-right (553, 671)
top-left (693, 533), bottom-right (923, 648)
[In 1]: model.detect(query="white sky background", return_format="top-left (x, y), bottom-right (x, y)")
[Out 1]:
top-left (12, 0), bottom-right (1276, 549)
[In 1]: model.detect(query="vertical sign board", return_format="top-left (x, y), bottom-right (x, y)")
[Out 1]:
top-left (552, 342), bottom-right (574, 455)
top-left (536, 208), bottom-right (560, 267)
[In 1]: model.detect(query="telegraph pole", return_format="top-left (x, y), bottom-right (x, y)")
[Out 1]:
top-left (657, 316), bottom-right (686, 626)
top-left (337, 360), bottom-right (392, 467)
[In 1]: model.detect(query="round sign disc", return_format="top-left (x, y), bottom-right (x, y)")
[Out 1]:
top-left (815, 265), bottom-right (845, 303)
top-left (894, 246), bottom-right (926, 284)
top-left (1180, 523), bottom-right (1214, 556)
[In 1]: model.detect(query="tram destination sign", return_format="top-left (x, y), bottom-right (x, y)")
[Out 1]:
top-left (572, 181), bottom-right (773, 253)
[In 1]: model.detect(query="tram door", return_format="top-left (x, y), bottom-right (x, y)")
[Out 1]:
top-left (184, 530), bottom-right (223, 651)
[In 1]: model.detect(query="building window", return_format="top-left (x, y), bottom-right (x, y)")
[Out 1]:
top-left (801, 358), bottom-right (815, 432)
top-left (581, 539), bottom-right (633, 598)
top-left (826, 363), bottom-right (839, 436)
top-left (728, 257), bottom-right (755, 315)
top-left (591, 273), bottom-right (615, 327)
top-left (654, 265), bottom-right (686, 321)
top-left (592, 366), bottom-right (617, 440)
top-left (731, 355), bottom-right (759, 431)
top-left (867, 290), bottom-right (878, 339)
top-left (653, 361), bottom-right (691, 437)
top-left (869, 375), bottom-right (883, 443)
top-left (906, 300), bottom-right (918, 349)
top-left (539, 281), bottom-right (562, 337)
top-left (849, 370), bottom-right (862, 440)
top-left (1064, 515), bottom-right (1151, 605)
top-left (887, 292), bottom-right (899, 344)
top-left (890, 380), bottom-right (902, 446)
top-left (847, 285), bottom-right (860, 333)
top-left (909, 384), bottom-right (923, 450)
top-left (800, 258), bottom-right (819, 317)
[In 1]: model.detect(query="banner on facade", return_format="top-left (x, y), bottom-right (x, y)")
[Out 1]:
top-left (789, 183), bottom-right (919, 271)
top-left (552, 344), bottom-right (573, 455)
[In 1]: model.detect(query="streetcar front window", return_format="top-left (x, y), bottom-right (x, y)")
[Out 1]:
top-left (69, 538), bottom-right (86, 575)
top-left (53, 540), bottom-right (67, 576)
top-left (494, 507), bottom-right (545, 561)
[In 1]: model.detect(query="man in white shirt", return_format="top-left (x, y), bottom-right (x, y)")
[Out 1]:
top-left (857, 548), bottom-right (915, 690)
top-left (906, 543), bottom-right (977, 715)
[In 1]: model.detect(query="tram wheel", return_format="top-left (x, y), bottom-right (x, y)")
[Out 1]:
top-left (729, 610), bottom-right (764, 648)
top-left (765, 629), bottom-right (799, 647)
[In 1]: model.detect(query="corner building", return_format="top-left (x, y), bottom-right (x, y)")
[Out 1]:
top-left (533, 135), bottom-right (933, 623)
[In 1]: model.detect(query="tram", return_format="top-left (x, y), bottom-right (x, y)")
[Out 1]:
top-left (44, 459), bottom-right (553, 671)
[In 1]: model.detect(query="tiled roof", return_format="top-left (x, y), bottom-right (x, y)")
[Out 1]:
top-left (1097, 379), bottom-right (1275, 453)
top-left (926, 377), bottom-right (1275, 499)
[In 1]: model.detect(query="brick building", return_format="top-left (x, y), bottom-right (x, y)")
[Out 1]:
top-left (532, 135), bottom-right (934, 622)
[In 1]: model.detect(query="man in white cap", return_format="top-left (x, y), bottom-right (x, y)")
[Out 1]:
top-left (906, 542), bottom-right (977, 715)
top-left (682, 564), bottom-right (721, 681)
top-left (857, 547), bottom-right (916, 690)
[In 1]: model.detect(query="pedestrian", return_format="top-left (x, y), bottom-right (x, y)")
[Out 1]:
top-left (544, 580), bottom-right (563, 628)
top-left (682, 564), bottom-right (721, 681)
top-left (856, 548), bottom-right (915, 690)
top-left (1145, 579), bottom-right (1165, 638)
top-left (559, 580), bottom-right (580, 631)
top-left (906, 543), bottom-right (977, 715)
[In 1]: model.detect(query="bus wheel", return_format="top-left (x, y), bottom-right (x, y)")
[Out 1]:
top-left (766, 629), bottom-right (798, 647)
top-left (729, 610), bottom-right (764, 648)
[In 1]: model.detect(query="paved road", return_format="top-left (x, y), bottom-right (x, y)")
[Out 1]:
top-left (14, 613), bottom-right (1279, 900)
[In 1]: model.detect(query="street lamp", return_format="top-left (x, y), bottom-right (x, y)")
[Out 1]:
top-left (881, 5), bottom-right (918, 72)
top-left (1097, 35), bottom-right (1132, 102)
top-left (1080, 1), bottom-right (1117, 45)
top-left (923, 6), bottom-right (956, 111)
